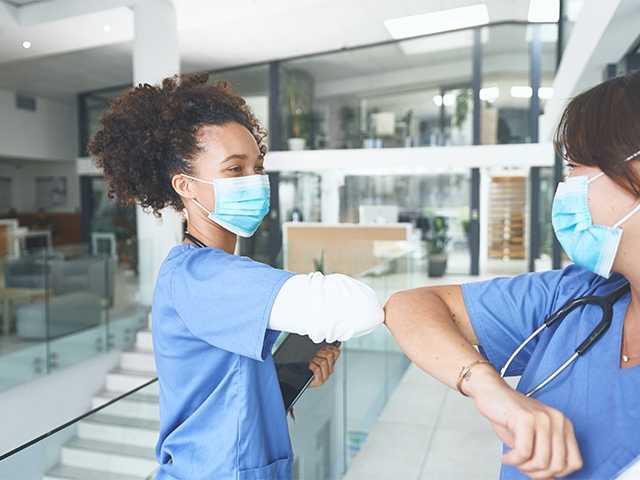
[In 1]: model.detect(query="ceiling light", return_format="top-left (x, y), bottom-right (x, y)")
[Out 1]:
top-left (22, 41), bottom-right (31, 49)
top-left (385, 4), bottom-right (490, 40)
top-left (103, 24), bottom-right (112, 33)
top-left (538, 87), bottom-right (554, 99)
top-left (511, 86), bottom-right (533, 98)
top-left (480, 87), bottom-right (500, 102)
top-left (528, 0), bottom-right (560, 22)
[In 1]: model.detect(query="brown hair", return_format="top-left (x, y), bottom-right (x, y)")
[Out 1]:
top-left (88, 73), bottom-right (268, 216)
top-left (554, 70), bottom-right (640, 196)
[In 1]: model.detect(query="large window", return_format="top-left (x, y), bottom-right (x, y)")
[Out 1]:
top-left (278, 31), bottom-right (475, 151)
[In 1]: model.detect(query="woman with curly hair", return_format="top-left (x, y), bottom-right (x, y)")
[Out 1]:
top-left (89, 73), bottom-right (383, 480)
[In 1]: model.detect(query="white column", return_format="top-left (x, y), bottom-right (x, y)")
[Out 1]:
top-left (133, 0), bottom-right (183, 305)
top-left (320, 171), bottom-right (344, 224)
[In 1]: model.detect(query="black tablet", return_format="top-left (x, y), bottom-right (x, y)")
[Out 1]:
top-left (273, 334), bottom-right (338, 411)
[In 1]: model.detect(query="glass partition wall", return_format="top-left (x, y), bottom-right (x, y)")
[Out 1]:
top-left (78, 22), bottom-right (558, 276)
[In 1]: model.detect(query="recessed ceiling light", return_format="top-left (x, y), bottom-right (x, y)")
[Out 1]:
top-left (511, 86), bottom-right (533, 98)
top-left (22, 41), bottom-right (32, 49)
top-left (433, 93), bottom-right (457, 107)
top-left (480, 87), bottom-right (500, 102)
top-left (103, 24), bottom-right (111, 33)
top-left (385, 4), bottom-right (490, 40)
top-left (528, 0), bottom-right (560, 22)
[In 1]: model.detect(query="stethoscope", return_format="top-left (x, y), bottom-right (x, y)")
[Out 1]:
top-left (500, 281), bottom-right (631, 398)
top-left (184, 232), bottom-right (208, 249)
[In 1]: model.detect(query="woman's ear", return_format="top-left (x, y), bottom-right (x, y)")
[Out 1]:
top-left (172, 174), bottom-right (196, 200)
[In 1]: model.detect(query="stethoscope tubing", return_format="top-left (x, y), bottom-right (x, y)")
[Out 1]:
top-left (500, 281), bottom-right (631, 397)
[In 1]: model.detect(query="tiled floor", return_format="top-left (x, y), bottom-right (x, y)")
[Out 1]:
top-left (343, 364), bottom-right (504, 480)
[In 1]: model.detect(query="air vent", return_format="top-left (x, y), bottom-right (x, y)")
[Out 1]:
top-left (16, 93), bottom-right (37, 112)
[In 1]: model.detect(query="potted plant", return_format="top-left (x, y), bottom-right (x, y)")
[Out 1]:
top-left (288, 109), bottom-right (308, 150)
top-left (339, 106), bottom-right (358, 149)
top-left (285, 70), bottom-right (315, 150)
top-left (427, 216), bottom-right (449, 278)
top-left (313, 250), bottom-right (325, 274)
top-left (363, 108), bottom-right (382, 149)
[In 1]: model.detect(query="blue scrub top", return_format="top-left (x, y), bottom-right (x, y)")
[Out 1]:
top-left (462, 265), bottom-right (640, 479)
top-left (151, 244), bottom-right (295, 480)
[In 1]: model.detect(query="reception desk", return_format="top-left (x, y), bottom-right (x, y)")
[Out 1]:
top-left (283, 223), bottom-right (413, 276)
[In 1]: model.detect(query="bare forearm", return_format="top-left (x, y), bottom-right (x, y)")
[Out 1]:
top-left (384, 288), bottom-right (502, 393)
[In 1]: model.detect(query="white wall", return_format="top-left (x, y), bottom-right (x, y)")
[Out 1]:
top-left (0, 160), bottom-right (80, 213)
top-left (0, 88), bottom-right (78, 162)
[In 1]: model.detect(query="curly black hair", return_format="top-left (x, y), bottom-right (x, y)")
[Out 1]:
top-left (88, 73), bottom-right (268, 216)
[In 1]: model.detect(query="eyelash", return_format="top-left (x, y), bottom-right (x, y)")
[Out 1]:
top-left (227, 166), bottom-right (265, 173)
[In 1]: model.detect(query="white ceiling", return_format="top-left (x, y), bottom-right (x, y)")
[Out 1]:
top-left (0, 0), bottom-right (536, 100)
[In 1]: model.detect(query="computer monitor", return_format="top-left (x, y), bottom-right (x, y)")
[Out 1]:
top-left (21, 231), bottom-right (52, 255)
top-left (358, 205), bottom-right (399, 224)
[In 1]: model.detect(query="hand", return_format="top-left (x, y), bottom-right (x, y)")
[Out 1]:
top-left (308, 345), bottom-right (341, 387)
top-left (467, 368), bottom-right (583, 479)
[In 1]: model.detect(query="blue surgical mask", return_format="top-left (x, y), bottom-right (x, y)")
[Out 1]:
top-left (183, 174), bottom-right (270, 238)
top-left (552, 154), bottom-right (640, 278)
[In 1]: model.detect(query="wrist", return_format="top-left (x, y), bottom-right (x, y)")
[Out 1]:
top-left (459, 362), bottom-right (507, 399)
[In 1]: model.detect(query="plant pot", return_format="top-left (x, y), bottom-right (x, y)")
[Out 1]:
top-left (288, 137), bottom-right (307, 151)
top-left (427, 253), bottom-right (448, 278)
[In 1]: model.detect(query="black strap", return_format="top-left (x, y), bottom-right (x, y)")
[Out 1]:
top-left (184, 232), bottom-right (207, 248)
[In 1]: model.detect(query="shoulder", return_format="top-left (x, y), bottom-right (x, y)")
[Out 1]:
top-left (556, 265), bottom-right (624, 297)
top-left (169, 245), bottom-right (294, 292)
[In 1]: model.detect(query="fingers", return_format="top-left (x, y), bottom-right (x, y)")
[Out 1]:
top-left (518, 412), bottom-right (551, 477)
top-left (502, 415), bottom-right (535, 466)
top-left (308, 361), bottom-right (323, 387)
top-left (502, 407), bottom-right (583, 479)
top-left (557, 421), bottom-right (583, 477)
top-left (309, 346), bottom-right (341, 387)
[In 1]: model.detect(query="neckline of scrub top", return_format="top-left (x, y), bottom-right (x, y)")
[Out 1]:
top-left (613, 290), bottom-right (640, 375)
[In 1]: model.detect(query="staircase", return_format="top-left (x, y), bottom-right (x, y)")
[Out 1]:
top-left (43, 316), bottom-right (159, 480)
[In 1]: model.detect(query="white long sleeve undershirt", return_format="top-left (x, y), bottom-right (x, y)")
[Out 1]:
top-left (268, 272), bottom-right (384, 343)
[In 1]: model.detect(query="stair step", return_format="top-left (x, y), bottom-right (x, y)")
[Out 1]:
top-left (92, 390), bottom-right (159, 421)
top-left (78, 413), bottom-right (160, 448)
top-left (44, 464), bottom-right (149, 480)
top-left (120, 349), bottom-right (156, 372)
top-left (61, 438), bottom-right (156, 477)
top-left (105, 369), bottom-right (157, 394)
top-left (136, 330), bottom-right (153, 351)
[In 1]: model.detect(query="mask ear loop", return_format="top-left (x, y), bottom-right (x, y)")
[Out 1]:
top-left (625, 149), bottom-right (640, 162)
top-left (614, 202), bottom-right (640, 229)
top-left (181, 173), bottom-right (214, 185)
top-left (587, 172), bottom-right (605, 184)
top-left (612, 148), bottom-right (640, 228)
top-left (181, 174), bottom-right (214, 216)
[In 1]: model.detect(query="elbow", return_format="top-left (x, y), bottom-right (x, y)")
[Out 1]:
top-left (354, 284), bottom-right (384, 334)
top-left (384, 290), bottom-right (408, 328)
top-left (384, 288), bottom-right (437, 329)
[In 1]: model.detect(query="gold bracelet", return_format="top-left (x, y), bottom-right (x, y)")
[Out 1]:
top-left (456, 360), bottom-right (492, 397)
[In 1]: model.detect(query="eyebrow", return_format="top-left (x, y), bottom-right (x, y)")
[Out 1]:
top-left (221, 154), bottom-right (248, 164)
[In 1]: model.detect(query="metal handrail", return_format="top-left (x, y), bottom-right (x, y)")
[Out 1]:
top-left (0, 376), bottom-right (158, 462)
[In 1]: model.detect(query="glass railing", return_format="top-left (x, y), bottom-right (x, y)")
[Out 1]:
top-left (0, 243), bottom-right (426, 480)
top-left (0, 245), bottom-right (148, 392)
